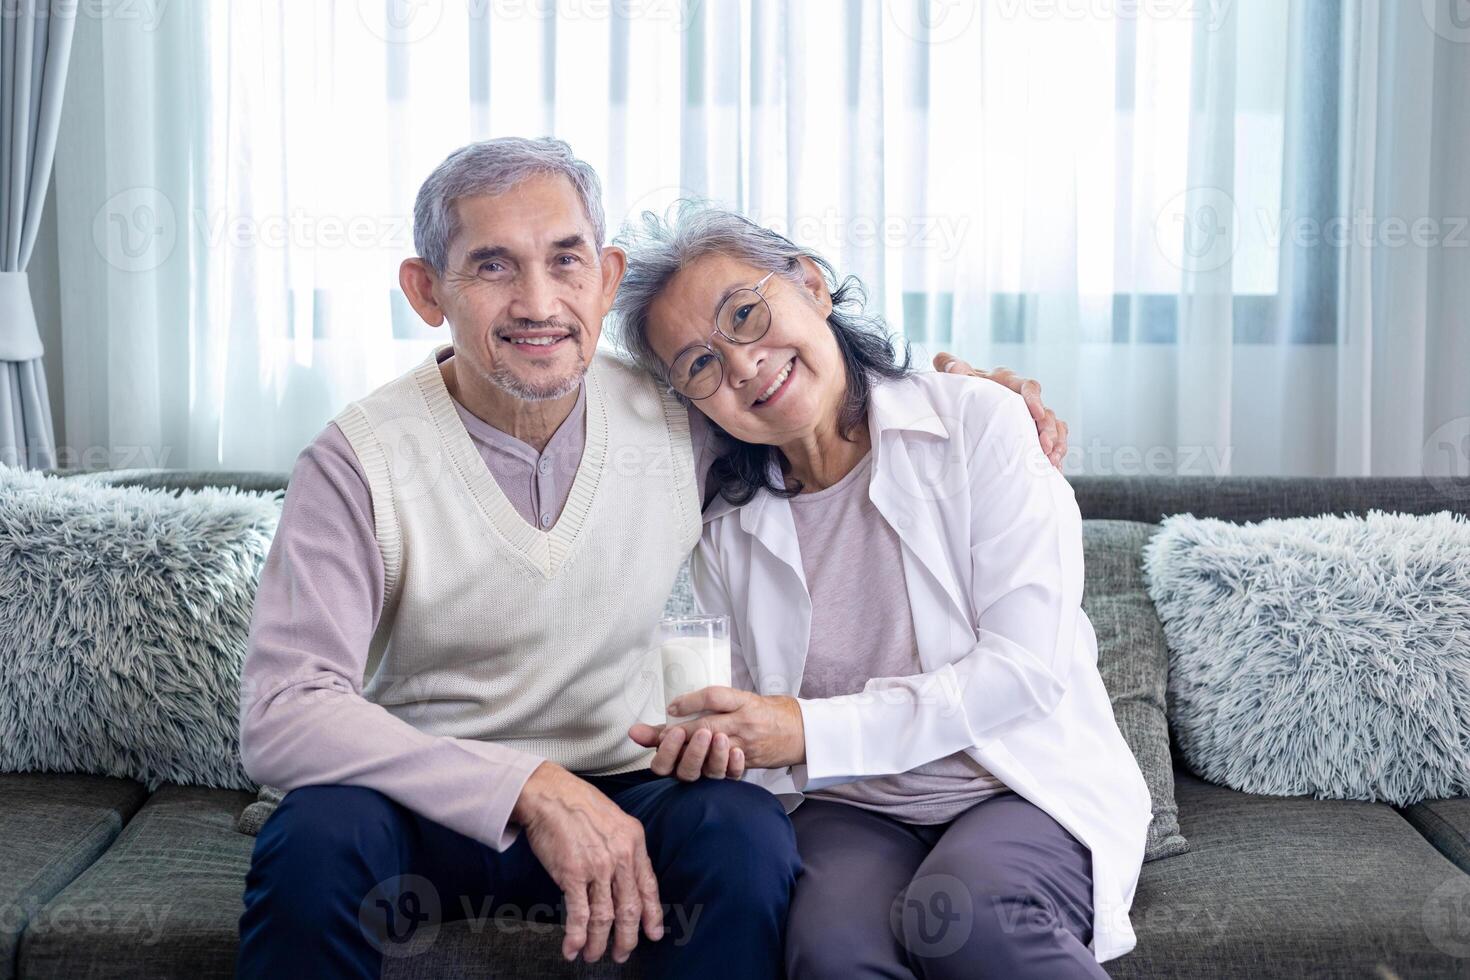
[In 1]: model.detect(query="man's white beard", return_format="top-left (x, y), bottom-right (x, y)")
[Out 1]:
top-left (484, 346), bottom-right (589, 402)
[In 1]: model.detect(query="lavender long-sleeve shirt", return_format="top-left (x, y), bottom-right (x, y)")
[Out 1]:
top-left (239, 373), bottom-right (712, 851)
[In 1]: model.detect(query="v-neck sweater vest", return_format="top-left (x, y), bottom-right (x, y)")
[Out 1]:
top-left (333, 346), bottom-right (701, 775)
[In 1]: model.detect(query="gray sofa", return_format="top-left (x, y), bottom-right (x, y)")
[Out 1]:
top-left (4, 470), bottom-right (1470, 979)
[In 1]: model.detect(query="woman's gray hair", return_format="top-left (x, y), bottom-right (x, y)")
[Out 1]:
top-left (611, 201), bottom-right (817, 381)
top-left (413, 137), bottom-right (606, 274)
top-left (612, 199), bottom-right (911, 505)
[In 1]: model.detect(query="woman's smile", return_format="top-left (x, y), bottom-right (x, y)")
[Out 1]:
top-left (752, 358), bottom-right (797, 409)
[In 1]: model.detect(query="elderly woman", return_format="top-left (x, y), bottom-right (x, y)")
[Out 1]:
top-left (617, 203), bottom-right (1151, 979)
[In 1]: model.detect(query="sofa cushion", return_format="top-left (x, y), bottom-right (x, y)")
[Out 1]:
top-left (17, 784), bottom-right (635, 980)
top-left (1144, 509), bottom-right (1470, 805)
top-left (1108, 770), bottom-right (1470, 978)
top-left (1071, 475), bottom-right (1470, 524)
top-left (0, 774), bottom-right (147, 980)
top-left (1081, 520), bottom-right (1188, 862)
top-left (0, 467), bottom-right (280, 792)
top-left (24, 772), bottom-right (1470, 979)
top-left (1402, 798), bottom-right (1470, 876)
top-left (18, 784), bottom-right (258, 979)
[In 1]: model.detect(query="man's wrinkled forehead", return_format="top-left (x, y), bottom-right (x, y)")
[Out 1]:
top-left (446, 174), bottom-right (598, 266)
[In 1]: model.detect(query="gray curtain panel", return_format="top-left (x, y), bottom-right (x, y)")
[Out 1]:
top-left (1, 0), bottom-right (76, 469)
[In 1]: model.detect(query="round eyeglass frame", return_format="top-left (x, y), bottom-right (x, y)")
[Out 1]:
top-left (665, 271), bottom-right (776, 400)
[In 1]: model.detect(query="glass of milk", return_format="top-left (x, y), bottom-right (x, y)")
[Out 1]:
top-left (657, 615), bottom-right (732, 725)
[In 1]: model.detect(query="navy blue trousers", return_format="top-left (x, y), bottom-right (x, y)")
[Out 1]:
top-left (236, 770), bottom-right (801, 979)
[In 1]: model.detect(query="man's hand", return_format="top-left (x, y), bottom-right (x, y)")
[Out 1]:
top-left (628, 687), bottom-right (804, 781)
top-left (510, 762), bottom-right (664, 964)
top-left (932, 352), bottom-right (1069, 469)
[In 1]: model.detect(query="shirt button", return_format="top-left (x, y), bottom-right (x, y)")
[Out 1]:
top-left (540, 512), bottom-right (553, 528)
top-left (538, 459), bottom-right (551, 475)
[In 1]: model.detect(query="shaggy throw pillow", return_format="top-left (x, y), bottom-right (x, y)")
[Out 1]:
top-left (1143, 510), bottom-right (1470, 803)
top-left (0, 466), bottom-right (281, 792)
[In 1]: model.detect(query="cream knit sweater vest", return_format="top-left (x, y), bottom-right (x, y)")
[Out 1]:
top-left (333, 346), bottom-right (701, 775)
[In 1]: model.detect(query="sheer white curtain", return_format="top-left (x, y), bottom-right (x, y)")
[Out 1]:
top-left (883, 0), bottom-right (1468, 479)
top-left (52, 0), bottom-right (1470, 477)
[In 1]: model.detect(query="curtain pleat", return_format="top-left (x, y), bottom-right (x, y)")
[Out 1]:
top-left (0, 0), bottom-right (74, 470)
top-left (0, 359), bottom-right (56, 469)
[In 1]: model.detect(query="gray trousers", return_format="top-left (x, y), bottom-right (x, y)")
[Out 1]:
top-left (785, 791), bottom-right (1109, 979)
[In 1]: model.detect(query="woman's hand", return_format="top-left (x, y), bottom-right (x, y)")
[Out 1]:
top-left (627, 687), bottom-right (805, 781)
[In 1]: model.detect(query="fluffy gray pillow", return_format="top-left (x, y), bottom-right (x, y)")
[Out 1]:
top-left (1143, 510), bottom-right (1470, 804)
top-left (0, 466), bottom-right (281, 792)
top-left (1082, 521), bottom-right (1190, 862)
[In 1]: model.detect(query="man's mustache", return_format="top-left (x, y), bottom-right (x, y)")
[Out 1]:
top-left (495, 318), bottom-right (581, 338)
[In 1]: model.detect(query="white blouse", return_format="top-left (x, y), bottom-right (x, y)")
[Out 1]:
top-left (691, 370), bottom-right (1153, 964)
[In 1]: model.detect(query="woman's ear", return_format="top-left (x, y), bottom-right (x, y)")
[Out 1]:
top-left (795, 256), bottom-right (833, 316)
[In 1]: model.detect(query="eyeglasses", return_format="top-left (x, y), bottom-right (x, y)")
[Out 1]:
top-left (665, 272), bottom-right (775, 400)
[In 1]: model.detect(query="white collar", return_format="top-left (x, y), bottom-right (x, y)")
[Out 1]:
top-left (702, 372), bottom-right (945, 525)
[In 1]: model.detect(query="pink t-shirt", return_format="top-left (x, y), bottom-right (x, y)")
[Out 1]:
top-left (790, 451), bottom-right (1011, 824)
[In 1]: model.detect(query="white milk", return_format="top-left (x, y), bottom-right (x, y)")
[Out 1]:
top-left (659, 636), bottom-right (733, 724)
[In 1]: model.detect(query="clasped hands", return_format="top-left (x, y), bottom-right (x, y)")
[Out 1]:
top-left (511, 688), bottom-right (802, 968)
top-left (627, 686), bottom-right (806, 781)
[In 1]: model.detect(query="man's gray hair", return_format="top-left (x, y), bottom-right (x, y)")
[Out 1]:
top-left (413, 136), bottom-right (606, 274)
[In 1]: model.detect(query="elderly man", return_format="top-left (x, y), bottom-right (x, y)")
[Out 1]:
top-left (234, 136), bottom-right (1068, 979)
